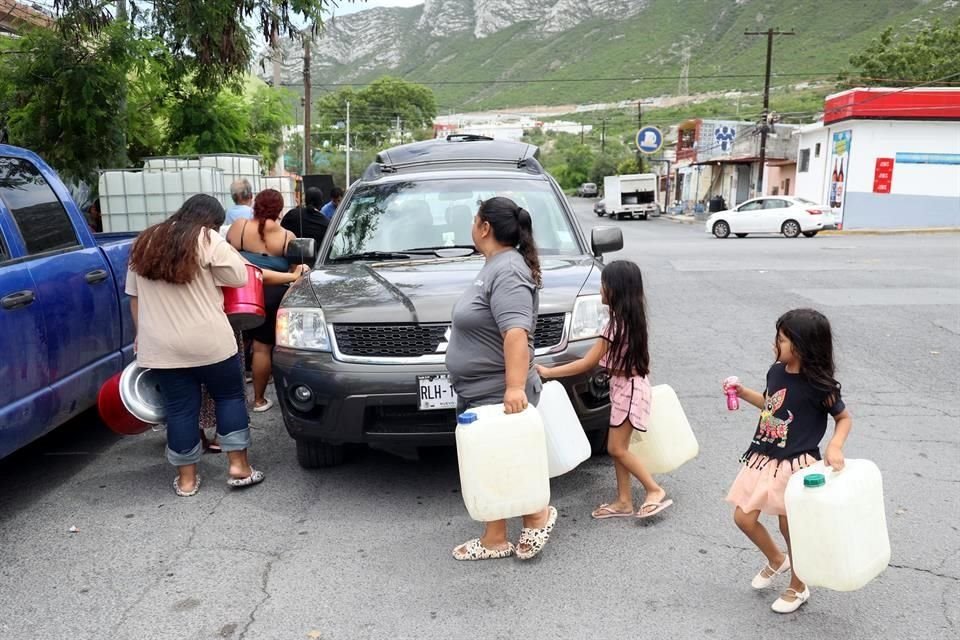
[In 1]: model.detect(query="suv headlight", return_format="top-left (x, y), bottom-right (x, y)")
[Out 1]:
top-left (276, 307), bottom-right (331, 352)
top-left (569, 294), bottom-right (609, 341)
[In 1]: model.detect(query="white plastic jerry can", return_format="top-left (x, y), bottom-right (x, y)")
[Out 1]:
top-left (455, 404), bottom-right (550, 522)
top-left (785, 460), bottom-right (891, 591)
top-left (628, 384), bottom-right (699, 474)
top-left (536, 380), bottom-right (592, 478)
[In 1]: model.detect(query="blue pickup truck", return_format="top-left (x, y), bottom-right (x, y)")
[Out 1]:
top-left (0, 145), bottom-right (136, 459)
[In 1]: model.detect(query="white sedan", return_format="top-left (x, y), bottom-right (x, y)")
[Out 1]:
top-left (705, 196), bottom-right (837, 239)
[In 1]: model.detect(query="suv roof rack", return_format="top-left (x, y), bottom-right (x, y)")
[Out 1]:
top-left (362, 137), bottom-right (543, 181)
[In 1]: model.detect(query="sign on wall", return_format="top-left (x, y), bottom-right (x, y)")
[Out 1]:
top-left (873, 158), bottom-right (894, 194)
top-left (829, 130), bottom-right (852, 225)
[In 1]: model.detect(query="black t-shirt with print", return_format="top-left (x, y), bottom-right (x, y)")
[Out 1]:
top-left (742, 362), bottom-right (845, 461)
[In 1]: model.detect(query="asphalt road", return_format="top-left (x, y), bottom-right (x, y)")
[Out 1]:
top-left (1, 199), bottom-right (958, 640)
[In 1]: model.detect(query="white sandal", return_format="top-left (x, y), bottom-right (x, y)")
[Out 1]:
top-left (452, 538), bottom-right (515, 561)
top-left (752, 554), bottom-right (790, 589)
top-left (173, 475), bottom-right (201, 497)
top-left (772, 587), bottom-right (810, 614)
top-left (516, 506), bottom-right (558, 561)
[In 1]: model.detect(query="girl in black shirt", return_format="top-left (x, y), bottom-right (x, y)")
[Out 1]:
top-left (724, 309), bottom-right (853, 614)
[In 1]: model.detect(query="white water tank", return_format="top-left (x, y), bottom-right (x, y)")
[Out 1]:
top-left (536, 381), bottom-right (591, 477)
top-left (786, 460), bottom-right (891, 591)
top-left (628, 384), bottom-right (699, 474)
top-left (262, 175), bottom-right (298, 211)
top-left (98, 168), bottom-right (227, 232)
top-left (456, 404), bottom-right (550, 522)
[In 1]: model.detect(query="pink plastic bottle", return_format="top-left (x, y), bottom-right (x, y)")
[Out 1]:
top-left (724, 376), bottom-right (740, 411)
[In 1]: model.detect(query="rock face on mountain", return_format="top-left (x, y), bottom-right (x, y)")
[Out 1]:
top-left (261, 0), bottom-right (960, 109)
top-left (267, 0), bottom-right (650, 80)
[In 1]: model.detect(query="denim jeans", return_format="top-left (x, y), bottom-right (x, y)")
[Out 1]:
top-left (153, 354), bottom-right (250, 466)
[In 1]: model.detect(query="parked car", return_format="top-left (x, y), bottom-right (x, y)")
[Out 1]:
top-left (705, 196), bottom-right (837, 239)
top-left (272, 135), bottom-right (624, 468)
top-left (0, 145), bottom-right (136, 459)
top-left (576, 182), bottom-right (599, 197)
top-left (594, 199), bottom-right (606, 216)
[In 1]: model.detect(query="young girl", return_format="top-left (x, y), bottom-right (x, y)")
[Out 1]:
top-left (538, 260), bottom-right (672, 520)
top-left (725, 308), bottom-right (853, 614)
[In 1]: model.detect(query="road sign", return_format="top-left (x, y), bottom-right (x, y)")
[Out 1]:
top-left (636, 126), bottom-right (663, 155)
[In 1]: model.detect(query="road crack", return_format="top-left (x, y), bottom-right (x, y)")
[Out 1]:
top-left (108, 491), bottom-right (229, 639)
top-left (237, 553), bottom-right (281, 640)
top-left (888, 563), bottom-right (960, 582)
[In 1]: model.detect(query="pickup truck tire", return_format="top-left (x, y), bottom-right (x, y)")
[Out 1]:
top-left (641, 214), bottom-right (648, 221)
top-left (296, 439), bottom-right (345, 468)
top-left (588, 428), bottom-right (608, 456)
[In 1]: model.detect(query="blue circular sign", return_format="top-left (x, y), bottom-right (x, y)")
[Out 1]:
top-left (636, 126), bottom-right (663, 154)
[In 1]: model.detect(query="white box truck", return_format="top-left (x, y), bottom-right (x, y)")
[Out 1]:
top-left (602, 173), bottom-right (660, 220)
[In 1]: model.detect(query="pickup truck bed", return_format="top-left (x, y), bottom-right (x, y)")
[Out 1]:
top-left (0, 146), bottom-right (136, 459)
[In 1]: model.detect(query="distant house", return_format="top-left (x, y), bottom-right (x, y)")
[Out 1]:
top-left (672, 118), bottom-right (798, 208)
top-left (0, 0), bottom-right (54, 35)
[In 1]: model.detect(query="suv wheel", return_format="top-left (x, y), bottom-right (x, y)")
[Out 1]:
top-left (296, 439), bottom-right (345, 469)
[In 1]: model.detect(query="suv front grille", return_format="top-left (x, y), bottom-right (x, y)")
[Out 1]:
top-left (334, 313), bottom-right (566, 359)
top-left (334, 324), bottom-right (448, 358)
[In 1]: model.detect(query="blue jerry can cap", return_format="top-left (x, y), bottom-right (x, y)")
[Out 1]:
top-left (458, 412), bottom-right (477, 425)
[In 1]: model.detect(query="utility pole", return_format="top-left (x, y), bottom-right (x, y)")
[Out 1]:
top-left (580, 123), bottom-right (584, 145)
top-left (636, 99), bottom-right (653, 173)
top-left (600, 119), bottom-right (607, 154)
top-left (345, 100), bottom-right (351, 187)
top-left (302, 32), bottom-right (312, 175)
top-left (745, 28), bottom-right (795, 196)
top-left (271, 25), bottom-right (284, 175)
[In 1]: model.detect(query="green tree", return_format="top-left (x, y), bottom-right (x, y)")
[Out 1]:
top-left (590, 154), bottom-right (621, 185)
top-left (0, 23), bottom-right (137, 182)
top-left (616, 157), bottom-right (641, 175)
top-left (249, 85), bottom-right (297, 168)
top-left (847, 19), bottom-right (960, 86)
top-left (53, 0), bottom-right (336, 92)
top-left (315, 77), bottom-right (437, 150)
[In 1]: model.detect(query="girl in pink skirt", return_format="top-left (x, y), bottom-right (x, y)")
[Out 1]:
top-left (724, 308), bottom-right (853, 614)
top-left (538, 260), bottom-right (672, 521)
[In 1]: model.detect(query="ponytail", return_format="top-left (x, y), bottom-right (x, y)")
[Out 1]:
top-left (478, 197), bottom-right (543, 288)
top-left (515, 207), bottom-right (542, 287)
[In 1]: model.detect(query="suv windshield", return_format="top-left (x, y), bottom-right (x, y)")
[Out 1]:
top-left (327, 177), bottom-right (580, 259)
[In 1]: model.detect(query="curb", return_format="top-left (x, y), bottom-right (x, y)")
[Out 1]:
top-left (820, 227), bottom-right (960, 236)
top-left (663, 215), bottom-right (699, 225)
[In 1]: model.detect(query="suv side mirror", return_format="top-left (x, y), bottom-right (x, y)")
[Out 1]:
top-left (285, 237), bottom-right (318, 267)
top-left (591, 226), bottom-right (623, 257)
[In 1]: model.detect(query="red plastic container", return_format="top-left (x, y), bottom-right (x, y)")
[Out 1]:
top-left (98, 371), bottom-right (151, 436)
top-left (223, 263), bottom-right (265, 330)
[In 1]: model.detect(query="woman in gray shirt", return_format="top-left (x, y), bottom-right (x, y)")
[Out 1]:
top-left (446, 197), bottom-right (557, 561)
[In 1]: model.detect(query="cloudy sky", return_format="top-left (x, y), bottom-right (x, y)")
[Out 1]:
top-left (334, 0), bottom-right (424, 15)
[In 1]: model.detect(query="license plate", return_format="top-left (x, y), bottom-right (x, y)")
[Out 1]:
top-left (418, 375), bottom-right (458, 411)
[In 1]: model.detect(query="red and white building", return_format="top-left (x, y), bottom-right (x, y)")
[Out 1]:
top-left (794, 88), bottom-right (960, 229)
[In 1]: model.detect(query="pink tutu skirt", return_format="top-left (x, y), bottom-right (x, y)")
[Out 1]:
top-left (725, 452), bottom-right (818, 516)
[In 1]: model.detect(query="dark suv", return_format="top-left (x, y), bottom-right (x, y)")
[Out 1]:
top-left (274, 135), bottom-right (623, 468)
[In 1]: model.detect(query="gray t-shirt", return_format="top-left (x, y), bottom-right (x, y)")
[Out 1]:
top-left (446, 249), bottom-right (541, 401)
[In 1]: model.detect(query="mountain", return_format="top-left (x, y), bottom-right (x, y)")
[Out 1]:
top-left (265, 0), bottom-right (960, 110)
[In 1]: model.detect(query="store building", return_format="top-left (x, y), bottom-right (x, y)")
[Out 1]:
top-left (794, 87), bottom-right (960, 229)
